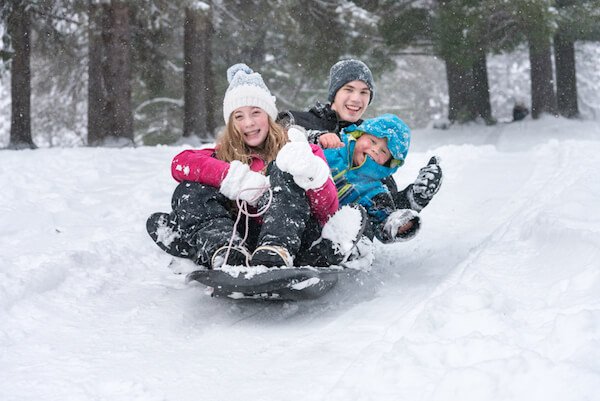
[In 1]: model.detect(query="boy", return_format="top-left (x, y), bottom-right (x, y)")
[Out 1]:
top-left (322, 114), bottom-right (422, 245)
top-left (278, 59), bottom-right (374, 148)
top-left (279, 114), bottom-right (425, 269)
top-left (278, 59), bottom-right (442, 216)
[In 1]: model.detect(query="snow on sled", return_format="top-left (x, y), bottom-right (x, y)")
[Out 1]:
top-left (186, 265), bottom-right (341, 300)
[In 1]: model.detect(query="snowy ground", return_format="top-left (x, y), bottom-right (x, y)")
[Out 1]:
top-left (2, 117), bottom-right (600, 401)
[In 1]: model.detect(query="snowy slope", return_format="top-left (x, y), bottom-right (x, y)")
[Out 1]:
top-left (1, 117), bottom-right (600, 401)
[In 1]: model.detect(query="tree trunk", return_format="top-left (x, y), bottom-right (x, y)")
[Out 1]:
top-left (87, 1), bottom-right (109, 145)
top-left (472, 48), bottom-right (493, 124)
top-left (445, 59), bottom-right (476, 123)
top-left (528, 38), bottom-right (557, 119)
top-left (183, 6), bottom-right (215, 139)
top-left (7, 1), bottom-right (35, 149)
top-left (554, 32), bottom-right (579, 118)
top-left (103, 0), bottom-right (133, 144)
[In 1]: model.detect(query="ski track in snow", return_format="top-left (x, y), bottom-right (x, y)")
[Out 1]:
top-left (1, 118), bottom-right (600, 401)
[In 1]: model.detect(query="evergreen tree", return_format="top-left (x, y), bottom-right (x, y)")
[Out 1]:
top-left (183, 1), bottom-right (215, 139)
top-left (129, 0), bottom-right (185, 145)
top-left (433, 0), bottom-right (494, 123)
top-left (378, 0), bottom-right (494, 124)
top-left (210, 0), bottom-right (388, 116)
top-left (87, 0), bottom-right (108, 145)
top-left (2, 0), bottom-right (35, 149)
top-left (2, 0), bottom-right (86, 148)
top-left (554, 0), bottom-right (600, 118)
top-left (87, 0), bottom-right (133, 146)
top-left (486, 0), bottom-right (557, 119)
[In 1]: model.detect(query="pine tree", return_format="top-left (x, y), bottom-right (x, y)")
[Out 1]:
top-left (486, 0), bottom-right (558, 119)
top-left (183, 2), bottom-right (215, 139)
top-left (2, 0), bottom-right (35, 149)
top-left (98, 0), bottom-right (133, 145)
top-left (433, 0), bottom-right (494, 123)
top-left (554, 0), bottom-right (600, 118)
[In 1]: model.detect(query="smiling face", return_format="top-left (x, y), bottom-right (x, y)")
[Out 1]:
top-left (232, 106), bottom-right (270, 149)
top-left (352, 133), bottom-right (392, 167)
top-left (330, 80), bottom-right (371, 123)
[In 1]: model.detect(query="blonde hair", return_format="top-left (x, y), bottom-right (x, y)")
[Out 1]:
top-left (215, 115), bottom-right (288, 167)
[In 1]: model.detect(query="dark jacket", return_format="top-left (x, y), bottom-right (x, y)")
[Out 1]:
top-left (277, 102), bottom-right (363, 144)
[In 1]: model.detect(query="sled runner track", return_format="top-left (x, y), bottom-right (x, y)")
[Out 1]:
top-left (333, 142), bottom-right (581, 349)
top-left (321, 142), bottom-right (594, 398)
top-left (383, 142), bottom-right (579, 338)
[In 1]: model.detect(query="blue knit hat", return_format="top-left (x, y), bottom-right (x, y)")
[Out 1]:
top-left (345, 114), bottom-right (410, 162)
top-left (223, 63), bottom-right (277, 123)
top-left (328, 59), bottom-right (375, 104)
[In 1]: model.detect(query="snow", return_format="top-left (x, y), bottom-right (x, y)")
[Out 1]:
top-left (321, 205), bottom-right (364, 255)
top-left (2, 117), bottom-right (600, 400)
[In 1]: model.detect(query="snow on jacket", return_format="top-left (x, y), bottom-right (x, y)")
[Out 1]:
top-left (324, 133), bottom-right (400, 224)
top-left (171, 146), bottom-right (339, 226)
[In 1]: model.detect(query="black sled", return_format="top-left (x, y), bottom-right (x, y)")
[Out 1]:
top-left (186, 266), bottom-right (341, 301)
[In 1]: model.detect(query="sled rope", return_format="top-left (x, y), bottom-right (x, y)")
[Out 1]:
top-left (221, 185), bottom-right (273, 267)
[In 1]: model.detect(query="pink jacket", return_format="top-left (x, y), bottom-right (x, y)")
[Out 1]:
top-left (171, 145), bottom-right (338, 226)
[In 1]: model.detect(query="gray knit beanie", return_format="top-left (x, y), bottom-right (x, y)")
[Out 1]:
top-left (327, 59), bottom-right (375, 104)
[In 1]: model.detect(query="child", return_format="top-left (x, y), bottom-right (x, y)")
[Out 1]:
top-left (322, 114), bottom-right (425, 245)
top-left (278, 59), bottom-right (442, 216)
top-left (278, 59), bottom-right (374, 148)
top-left (146, 63), bottom-right (338, 268)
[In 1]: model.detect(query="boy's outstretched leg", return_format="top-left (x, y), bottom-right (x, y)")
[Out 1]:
top-left (297, 205), bottom-right (374, 270)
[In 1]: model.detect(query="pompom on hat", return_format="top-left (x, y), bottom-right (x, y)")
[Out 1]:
top-left (222, 63), bottom-right (277, 123)
top-left (328, 59), bottom-right (375, 104)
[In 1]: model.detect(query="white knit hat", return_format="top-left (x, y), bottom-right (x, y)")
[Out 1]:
top-left (222, 63), bottom-right (277, 123)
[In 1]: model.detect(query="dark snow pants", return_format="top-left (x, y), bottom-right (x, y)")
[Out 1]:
top-left (167, 162), bottom-right (338, 267)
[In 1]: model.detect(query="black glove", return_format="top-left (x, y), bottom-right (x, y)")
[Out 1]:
top-left (410, 156), bottom-right (442, 210)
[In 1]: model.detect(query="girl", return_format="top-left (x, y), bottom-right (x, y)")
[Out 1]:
top-left (147, 64), bottom-right (339, 268)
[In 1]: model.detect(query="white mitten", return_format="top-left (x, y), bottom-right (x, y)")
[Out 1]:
top-left (287, 125), bottom-right (308, 142)
top-left (383, 209), bottom-right (421, 242)
top-left (220, 160), bottom-right (270, 205)
top-left (276, 141), bottom-right (330, 190)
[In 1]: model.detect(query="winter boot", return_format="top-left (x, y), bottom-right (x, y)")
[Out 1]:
top-left (211, 245), bottom-right (251, 269)
top-left (321, 205), bottom-right (368, 257)
top-left (250, 245), bottom-right (294, 268)
top-left (301, 204), bottom-right (372, 268)
top-left (146, 212), bottom-right (195, 258)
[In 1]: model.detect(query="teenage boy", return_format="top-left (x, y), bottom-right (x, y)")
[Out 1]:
top-left (278, 59), bottom-right (373, 148)
top-left (278, 59), bottom-right (442, 214)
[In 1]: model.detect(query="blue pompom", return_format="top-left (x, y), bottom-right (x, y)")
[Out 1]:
top-left (227, 63), bottom-right (254, 83)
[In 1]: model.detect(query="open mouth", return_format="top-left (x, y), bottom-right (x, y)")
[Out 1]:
top-left (345, 104), bottom-right (361, 113)
top-left (244, 129), bottom-right (260, 138)
top-left (353, 152), bottom-right (366, 166)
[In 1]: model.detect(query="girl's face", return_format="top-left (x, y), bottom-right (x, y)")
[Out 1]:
top-left (352, 133), bottom-right (392, 166)
top-left (232, 106), bottom-right (270, 148)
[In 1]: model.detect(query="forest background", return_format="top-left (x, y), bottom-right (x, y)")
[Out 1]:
top-left (1, 0), bottom-right (600, 149)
